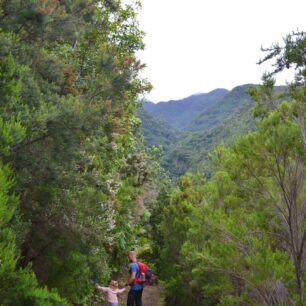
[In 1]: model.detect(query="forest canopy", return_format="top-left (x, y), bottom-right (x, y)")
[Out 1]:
top-left (0, 0), bottom-right (153, 304)
top-left (148, 31), bottom-right (306, 306)
top-left (0, 1), bottom-right (305, 305)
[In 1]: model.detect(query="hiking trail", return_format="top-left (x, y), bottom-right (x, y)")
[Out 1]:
top-left (120, 285), bottom-right (164, 306)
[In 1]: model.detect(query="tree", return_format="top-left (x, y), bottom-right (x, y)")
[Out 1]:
top-left (0, 1), bottom-right (151, 303)
top-left (0, 51), bottom-right (67, 305)
top-left (154, 31), bottom-right (306, 305)
top-left (250, 30), bottom-right (306, 303)
top-left (0, 162), bottom-right (68, 305)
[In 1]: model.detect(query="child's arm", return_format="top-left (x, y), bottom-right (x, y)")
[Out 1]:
top-left (117, 288), bottom-right (126, 294)
top-left (96, 285), bottom-right (109, 293)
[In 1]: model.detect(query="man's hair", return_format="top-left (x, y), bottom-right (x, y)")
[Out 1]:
top-left (127, 250), bottom-right (137, 260)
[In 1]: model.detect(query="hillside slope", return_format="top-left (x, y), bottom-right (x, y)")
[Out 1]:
top-left (139, 84), bottom-right (259, 178)
top-left (138, 108), bottom-right (178, 152)
top-left (144, 88), bottom-right (229, 129)
top-left (162, 105), bottom-right (255, 177)
top-left (186, 84), bottom-right (254, 131)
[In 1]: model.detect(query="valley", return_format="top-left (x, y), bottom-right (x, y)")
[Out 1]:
top-left (139, 84), bottom-right (258, 178)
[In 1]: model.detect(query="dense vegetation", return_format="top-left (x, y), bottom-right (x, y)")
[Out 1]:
top-left (0, 0), bottom-right (156, 304)
top-left (141, 83), bottom-right (290, 178)
top-left (147, 31), bottom-right (306, 305)
top-left (144, 88), bottom-right (229, 129)
top-left (140, 84), bottom-right (260, 177)
top-left (0, 1), bottom-right (305, 305)
top-left (137, 108), bottom-right (178, 153)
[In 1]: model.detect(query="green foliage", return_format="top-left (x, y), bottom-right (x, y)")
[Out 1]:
top-left (161, 103), bottom-right (255, 178)
top-left (0, 0), bottom-right (152, 304)
top-left (141, 85), bottom-right (259, 178)
top-left (149, 32), bottom-right (306, 305)
top-left (143, 89), bottom-right (229, 129)
top-left (0, 53), bottom-right (22, 106)
top-left (186, 85), bottom-right (253, 132)
top-left (258, 31), bottom-right (305, 76)
top-left (0, 163), bottom-right (68, 305)
top-left (153, 115), bottom-right (303, 304)
top-left (0, 42), bottom-right (68, 305)
top-left (138, 108), bottom-right (178, 153)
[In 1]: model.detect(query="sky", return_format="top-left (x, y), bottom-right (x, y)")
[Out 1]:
top-left (135, 0), bottom-right (306, 102)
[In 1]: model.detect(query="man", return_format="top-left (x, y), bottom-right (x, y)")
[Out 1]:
top-left (126, 250), bottom-right (143, 306)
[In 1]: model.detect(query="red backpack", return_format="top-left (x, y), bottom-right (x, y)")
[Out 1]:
top-left (135, 261), bottom-right (154, 285)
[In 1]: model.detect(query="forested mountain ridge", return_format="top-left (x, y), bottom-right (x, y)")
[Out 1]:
top-left (143, 88), bottom-right (229, 129)
top-left (185, 84), bottom-right (254, 131)
top-left (139, 84), bottom-right (257, 177)
top-left (137, 108), bottom-right (178, 152)
top-left (140, 84), bottom-right (288, 178)
top-left (161, 104), bottom-right (255, 177)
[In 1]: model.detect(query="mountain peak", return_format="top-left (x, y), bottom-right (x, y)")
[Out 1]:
top-left (143, 88), bottom-right (229, 129)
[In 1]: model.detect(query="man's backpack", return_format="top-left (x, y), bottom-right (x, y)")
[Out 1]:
top-left (135, 261), bottom-right (154, 285)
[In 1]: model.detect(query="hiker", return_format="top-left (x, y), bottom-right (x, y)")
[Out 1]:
top-left (126, 250), bottom-right (143, 306)
top-left (97, 280), bottom-right (126, 306)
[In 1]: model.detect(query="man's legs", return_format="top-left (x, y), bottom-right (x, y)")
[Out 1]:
top-left (127, 289), bottom-right (135, 306)
top-left (134, 289), bottom-right (143, 306)
top-left (127, 289), bottom-right (143, 306)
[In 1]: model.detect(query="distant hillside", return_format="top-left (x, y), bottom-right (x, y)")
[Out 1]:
top-left (186, 84), bottom-right (254, 131)
top-left (138, 108), bottom-right (178, 152)
top-left (162, 104), bottom-right (255, 177)
top-left (139, 84), bottom-right (288, 178)
top-left (144, 88), bottom-right (229, 129)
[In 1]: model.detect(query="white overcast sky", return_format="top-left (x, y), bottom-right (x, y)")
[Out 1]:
top-left (134, 0), bottom-right (306, 102)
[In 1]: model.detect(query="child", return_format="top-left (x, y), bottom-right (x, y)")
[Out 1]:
top-left (97, 280), bottom-right (126, 306)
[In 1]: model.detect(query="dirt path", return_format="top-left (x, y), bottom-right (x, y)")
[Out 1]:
top-left (119, 285), bottom-right (164, 306)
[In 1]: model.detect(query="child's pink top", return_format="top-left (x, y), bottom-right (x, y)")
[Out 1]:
top-left (98, 286), bottom-right (126, 303)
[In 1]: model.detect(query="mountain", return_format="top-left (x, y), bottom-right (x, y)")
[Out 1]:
top-left (138, 108), bottom-right (178, 152)
top-left (139, 84), bottom-right (268, 178)
top-left (161, 104), bottom-right (255, 177)
top-left (185, 84), bottom-right (254, 131)
top-left (143, 88), bottom-right (229, 129)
